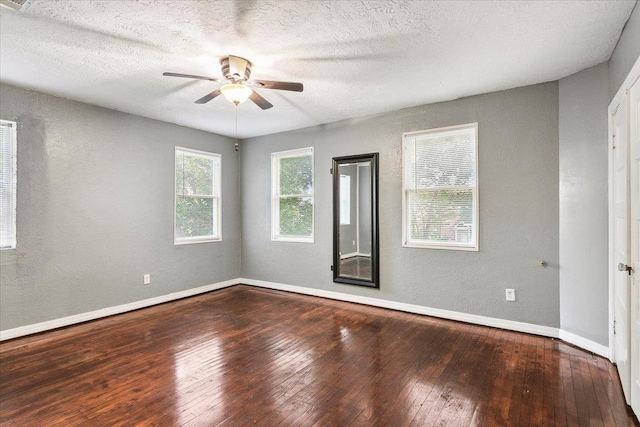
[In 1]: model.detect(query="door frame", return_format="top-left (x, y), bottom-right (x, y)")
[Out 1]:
top-left (609, 55), bottom-right (640, 363)
top-left (628, 72), bottom-right (640, 416)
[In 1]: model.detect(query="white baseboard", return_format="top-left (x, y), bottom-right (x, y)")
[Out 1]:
top-left (0, 279), bottom-right (237, 341)
top-left (340, 252), bottom-right (358, 259)
top-left (1, 277), bottom-right (611, 360)
top-left (239, 278), bottom-right (558, 337)
top-left (341, 252), bottom-right (371, 259)
top-left (558, 330), bottom-right (610, 359)
top-left (239, 278), bottom-right (610, 358)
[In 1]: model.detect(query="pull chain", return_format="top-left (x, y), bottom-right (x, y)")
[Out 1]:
top-left (234, 105), bottom-right (239, 152)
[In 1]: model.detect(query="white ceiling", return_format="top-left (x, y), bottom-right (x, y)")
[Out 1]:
top-left (0, 1), bottom-right (636, 139)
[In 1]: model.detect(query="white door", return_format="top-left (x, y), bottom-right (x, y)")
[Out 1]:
top-left (629, 77), bottom-right (640, 416)
top-left (613, 94), bottom-right (631, 403)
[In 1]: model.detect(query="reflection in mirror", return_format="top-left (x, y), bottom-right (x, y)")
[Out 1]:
top-left (338, 162), bottom-right (371, 280)
top-left (333, 153), bottom-right (379, 288)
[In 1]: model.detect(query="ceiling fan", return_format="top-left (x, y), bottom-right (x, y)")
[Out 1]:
top-left (163, 55), bottom-right (303, 110)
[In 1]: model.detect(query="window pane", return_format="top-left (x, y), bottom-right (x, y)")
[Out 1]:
top-left (176, 197), bottom-right (216, 238)
top-left (279, 155), bottom-right (312, 195)
top-left (279, 196), bottom-right (313, 236)
top-left (176, 153), bottom-right (214, 196)
top-left (175, 148), bottom-right (221, 244)
top-left (0, 121), bottom-right (16, 249)
top-left (410, 129), bottom-right (475, 189)
top-left (408, 190), bottom-right (473, 244)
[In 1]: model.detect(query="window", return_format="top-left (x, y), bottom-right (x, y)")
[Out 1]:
top-left (339, 174), bottom-right (350, 225)
top-left (174, 147), bottom-right (221, 244)
top-left (402, 123), bottom-right (478, 250)
top-left (271, 147), bottom-right (314, 242)
top-left (0, 120), bottom-right (17, 250)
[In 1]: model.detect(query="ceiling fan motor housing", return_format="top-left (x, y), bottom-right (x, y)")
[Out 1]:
top-left (220, 56), bottom-right (252, 81)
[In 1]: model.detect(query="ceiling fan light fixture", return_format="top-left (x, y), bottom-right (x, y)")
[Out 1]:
top-left (220, 83), bottom-right (253, 105)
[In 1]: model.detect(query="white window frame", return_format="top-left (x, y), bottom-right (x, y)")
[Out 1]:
top-left (174, 147), bottom-right (222, 245)
top-left (271, 147), bottom-right (314, 243)
top-left (1, 119), bottom-right (17, 250)
top-left (402, 122), bottom-right (479, 251)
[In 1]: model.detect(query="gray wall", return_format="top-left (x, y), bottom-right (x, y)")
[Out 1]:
top-left (0, 84), bottom-right (241, 331)
top-left (609, 2), bottom-right (640, 100)
top-left (9, 14), bottom-right (635, 336)
top-left (558, 63), bottom-right (610, 346)
top-left (242, 82), bottom-right (560, 327)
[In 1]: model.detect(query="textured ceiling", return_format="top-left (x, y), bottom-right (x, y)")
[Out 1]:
top-left (0, 0), bottom-right (636, 138)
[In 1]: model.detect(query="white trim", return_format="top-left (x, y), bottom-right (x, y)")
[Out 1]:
top-left (608, 55), bottom-right (640, 362)
top-left (0, 119), bottom-right (17, 250)
top-left (175, 146), bottom-right (221, 159)
top-left (240, 278), bottom-right (557, 337)
top-left (403, 242), bottom-right (479, 251)
top-left (402, 122), bottom-right (479, 251)
top-left (339, 173), bottom-right (351, 225)
top-left (610, 55), bottom-right (640, 118)
top-left (402, 123), bottom-right (477, 137)
top-left (559, 330), bottom-right (610, 359)
top-left (356, 166), bottom-right (360, 251)
top-left (0, 279), bottom-right (237, 341)
top-left (609, 102), bottom-right (616, 362)
top-left (271, 146), bottom-right (315, 243)
top-left (173, 236), bottom-right (222, 245)
top-left (271, 235), bottom-right (314, 244)
top-left (269, 146), bottom-right (314, 158)
top-left (340, 251), bottom-right (358, 259)
top-left (241, 278), bottom-right (610, 357)
top-left (173, 236), bottom-right (221, 245)
top-left (174, 147), bottom-right (222, 245)
top-left (341, 252), bottom-right (372, 259)
top-left (1, 277), bottom-right (610, 358)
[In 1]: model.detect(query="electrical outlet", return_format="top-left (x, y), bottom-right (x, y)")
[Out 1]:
top-left (143, 274), bottom-right (151, 285)
top-left (505, 289), bottom-right (515, 301)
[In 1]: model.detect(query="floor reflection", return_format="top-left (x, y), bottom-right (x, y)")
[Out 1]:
top-left (173, 337), bottom-right (226, 426)
top-left (339, 255), bottom-right (372, 279)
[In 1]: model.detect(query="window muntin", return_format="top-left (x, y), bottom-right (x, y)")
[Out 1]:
top-left (271, 147), bottom-right (314, 242)
top-left (0, 120), bottom-right (17, 250)
top-left (174, 147), bottom-right (221, 244)
top-left (402, 123), bottom-right (478, 250)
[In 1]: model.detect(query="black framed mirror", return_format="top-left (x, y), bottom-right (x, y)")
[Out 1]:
top-left (332, 153), bottom-right (379, 288)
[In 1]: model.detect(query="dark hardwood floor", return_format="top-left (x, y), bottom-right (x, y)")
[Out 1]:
top-left (0, 285), bottom-right (637, 426)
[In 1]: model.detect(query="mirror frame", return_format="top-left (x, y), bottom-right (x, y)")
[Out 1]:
top-left (332, 153), bottom-right (379, 288)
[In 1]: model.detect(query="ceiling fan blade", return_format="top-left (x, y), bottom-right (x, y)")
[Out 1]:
top-left (163, 72), bottom-right (221, 82)
top-left (249, 91), bottom-right (273, 110)
top-left (252, 80), bottom-right (303, 92)
top-left (195, 89), bottom-right (222, 104)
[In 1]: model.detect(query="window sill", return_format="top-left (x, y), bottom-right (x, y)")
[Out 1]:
top-left (403, 242), bottom-right (478, 251)
top-left (272, 236), bottom-right (314, 244)
top-left (174, 237), bottom-right (222, 246)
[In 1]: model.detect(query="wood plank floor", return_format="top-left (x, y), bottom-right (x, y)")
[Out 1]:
top-left (0, 285), bottom-right (638, 426)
